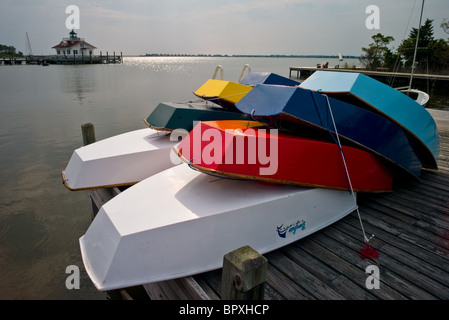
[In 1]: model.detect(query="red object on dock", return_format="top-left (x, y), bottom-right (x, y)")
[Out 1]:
top-left (360, 242), bottom-right (380, 260)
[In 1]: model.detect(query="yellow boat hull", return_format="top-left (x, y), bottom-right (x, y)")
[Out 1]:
top-left (193, 79), bottom-right (252, 110)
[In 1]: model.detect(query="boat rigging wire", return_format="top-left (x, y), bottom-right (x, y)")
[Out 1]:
top-left (389, 0), bottom-right (418, 86)
top-left (320, 91), bottom-right (375, 246)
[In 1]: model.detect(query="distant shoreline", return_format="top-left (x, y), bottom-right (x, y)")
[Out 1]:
top-left (139, 53), bottom-right (360, 59)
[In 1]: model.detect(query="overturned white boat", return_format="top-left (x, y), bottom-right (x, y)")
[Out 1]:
top-left (80, 164), bottom-right (357, 291)
top-left (62, 128), bottom-right (182, 190)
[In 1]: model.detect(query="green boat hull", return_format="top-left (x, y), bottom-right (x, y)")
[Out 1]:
top-left (145, 102), bottom-right (250, 132)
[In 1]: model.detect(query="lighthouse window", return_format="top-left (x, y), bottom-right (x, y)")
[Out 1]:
top-left (74, 50), bottom-right (78, 54)
top-left (67, 50), bottom-right (71, 54)
top-left (57, 50), bottom-right (61, 55)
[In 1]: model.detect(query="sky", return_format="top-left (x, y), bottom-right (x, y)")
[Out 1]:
top-left (1, 0), bottom-right (448, 56)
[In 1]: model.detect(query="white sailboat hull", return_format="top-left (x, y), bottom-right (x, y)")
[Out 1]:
top-left (400, 88), bottom-right (430, 107)
top-left (80, 164), bottom-right (357, 291)
top-left (62, 128), bottom-right (180, 190)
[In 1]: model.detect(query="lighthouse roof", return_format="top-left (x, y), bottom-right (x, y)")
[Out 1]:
top-left (52, 40), bottom-right (97, 50)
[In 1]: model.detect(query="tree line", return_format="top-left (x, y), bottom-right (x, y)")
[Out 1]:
top-left (360, 19), bottom-right (449, 74)
top-left (0, 44), bottom-right (23, 58)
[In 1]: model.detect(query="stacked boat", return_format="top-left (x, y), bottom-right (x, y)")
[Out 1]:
top-left (62, 69), bottom-right (440, 291)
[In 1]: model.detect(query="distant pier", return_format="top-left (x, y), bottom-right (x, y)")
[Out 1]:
top-left (0, 51), bottom-right (123, 66)
top-left (289, 66), bottom-right (449, 91)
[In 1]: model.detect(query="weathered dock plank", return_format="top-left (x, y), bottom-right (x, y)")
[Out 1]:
top-left (264, 265), bottom-right (314, 299)
top-left (266, 250), bottom-right (348, 300)
top-left (282, 239), bottom-right (378, 300)
top-left (143, 277), bottom-right (211, 300)
top-left (322, 217), bottom-right (442, 300)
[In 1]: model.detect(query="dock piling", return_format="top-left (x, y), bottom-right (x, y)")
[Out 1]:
top-left (81, 123), bottom-right (96, 146)
top-left (221, 245), bottom-right (268, 300)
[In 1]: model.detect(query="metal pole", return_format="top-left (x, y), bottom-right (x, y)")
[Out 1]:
top-left (409, 0), bottom-right (425, 89)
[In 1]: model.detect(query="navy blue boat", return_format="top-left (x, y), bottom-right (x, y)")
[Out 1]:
top-left (235, 84), bottom-right (422, 179)
top-left (239, 72), bottom-right (300, 87)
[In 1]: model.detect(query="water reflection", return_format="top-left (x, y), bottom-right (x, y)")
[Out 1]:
top-left (58, 66), bottom-right (97, 103)
top-left (124, 56), bottom-right (209, 74)
top-left (427, 93), bottom-right (449, 111)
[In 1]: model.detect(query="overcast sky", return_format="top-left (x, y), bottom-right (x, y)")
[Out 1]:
top-left (1, 0), bottom-right (448, 56)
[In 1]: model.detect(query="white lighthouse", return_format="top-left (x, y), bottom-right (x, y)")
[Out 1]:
top-left (52, 30), bottom-right (97, 57)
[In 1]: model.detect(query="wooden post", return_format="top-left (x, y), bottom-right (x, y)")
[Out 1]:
top-left (221, 245), bottom-right (267, 300)
top-left (81, 123), bottom-right (96, 146)
top-left (81, 123), bottom-right (97, 219)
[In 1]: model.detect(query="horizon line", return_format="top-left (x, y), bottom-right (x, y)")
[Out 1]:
top-left (139, 53), bottom-right (361, 58)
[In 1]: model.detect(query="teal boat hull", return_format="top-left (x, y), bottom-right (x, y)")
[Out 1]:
top-left (300, 71), bottom-right (440, 169)
top-left (145, 102), bottom-right (250, 132)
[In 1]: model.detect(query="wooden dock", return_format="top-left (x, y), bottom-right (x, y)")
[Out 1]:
top-left (1, 52), bottom-right (122, 66)
top-left (289, 66), bottom-right (449, 91)
top-left (87, 109), bottom-right (449, 300)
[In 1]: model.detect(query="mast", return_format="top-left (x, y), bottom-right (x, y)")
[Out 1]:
top-left (409, 0), bottom-right (425, 89)
top-left (26, 32), bottom-right (33, 56)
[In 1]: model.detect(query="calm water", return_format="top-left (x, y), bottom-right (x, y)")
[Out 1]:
top-left (0, 57), bottom-right (447, 300)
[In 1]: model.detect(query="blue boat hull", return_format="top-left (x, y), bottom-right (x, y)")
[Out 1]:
top-left (235, 84), bottom-right (422, 179)
top-left (239, 72), bottom-right (300, 87)
top-left (300, 71), bottom-right (440, 169)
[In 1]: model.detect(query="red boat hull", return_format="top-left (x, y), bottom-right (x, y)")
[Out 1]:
top-left (174, 120), bottom-right (393, 192)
